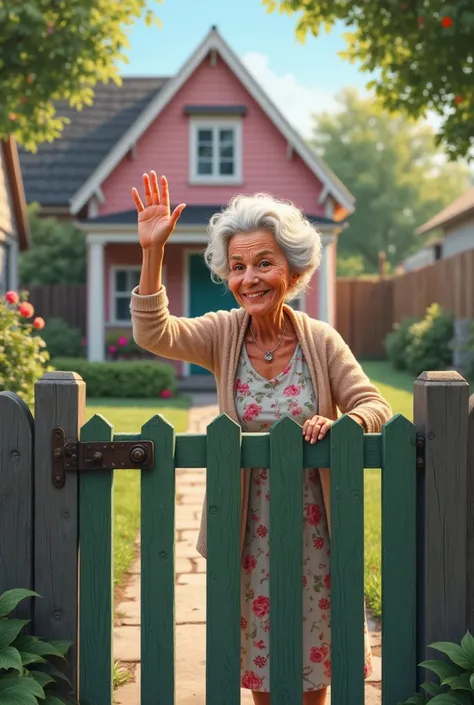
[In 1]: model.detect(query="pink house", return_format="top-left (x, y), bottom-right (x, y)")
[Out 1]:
top-left (20, 27), bottom-right (355, 379)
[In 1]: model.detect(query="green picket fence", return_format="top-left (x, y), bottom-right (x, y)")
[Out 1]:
top-left (77, 411), bottom-right (416, 705)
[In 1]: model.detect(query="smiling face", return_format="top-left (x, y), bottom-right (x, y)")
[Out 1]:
top-left (227, 230), bottom-right (296, 316)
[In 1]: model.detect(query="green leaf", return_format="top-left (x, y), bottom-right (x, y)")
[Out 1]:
top-left (442, 674), bottom-right (472, 691)
top-left (43, 696), bottom-right (71, 705)
top-left (20, 651), bottom-right (47, 666)
top-left (0, 645), bottom-right (23, 673)
top-left (47, 641), bottom-right (72, 658)
top-left (421, 680), bottom-right (442, 696)
top-left (0, 675), bottom-right (45, 704)
top-left (420, 659), bottom-right (462, 681)
top-left (429, 642), bottom-right (474, 670)
top-left (41, 664), bottom-right (72, 687)
top-left (461, 632), bottom-right (474, 665)
top-left (0, 590), bottom-right (39, 619)
top-left (429, 693), bottom-right (473, 705)
top-left (29, 670), bottom-right (55, 688)
top-left (470, 672), bottom-right (474, 690)
top-left (0, 619), bottom-right (30, 650)
top-left (14, 636), bottom-right (65, 659)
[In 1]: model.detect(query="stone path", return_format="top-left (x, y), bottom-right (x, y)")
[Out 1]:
top-left (114, 396), bottom-right (382, 704)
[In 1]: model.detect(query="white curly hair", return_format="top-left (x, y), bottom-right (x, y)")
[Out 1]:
top-left (204, 193), bottom-right (322, 301)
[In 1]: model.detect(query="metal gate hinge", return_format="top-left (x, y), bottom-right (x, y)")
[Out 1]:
top-left (51, 427), bottom-right (154, 488)
top-left (416, 434), bottom-right (425, 471)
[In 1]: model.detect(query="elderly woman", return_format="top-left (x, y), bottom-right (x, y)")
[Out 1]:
top-left (131, 172), bottom-right (392, 705)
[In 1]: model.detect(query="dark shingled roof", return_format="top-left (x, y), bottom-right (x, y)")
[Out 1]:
top-left (80, 206), bottom-right (341, 227)
top-left (18, 77), bottom-right (169, 206)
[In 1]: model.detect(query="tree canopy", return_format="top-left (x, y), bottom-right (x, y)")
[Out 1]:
top-left (264, 0), bottom-right (474, 161)
top-left (311, 89), bottom-right (471, 273)
top-left (0, 0), bottom-right (159, 151)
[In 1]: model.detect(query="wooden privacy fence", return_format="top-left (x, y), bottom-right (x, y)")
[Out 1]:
top-left (336, 249), bottom-right (474, 358)
top-left (0, 370), bottom-right (472, 705)
top-left (23, 283), bottom-right (87, 334)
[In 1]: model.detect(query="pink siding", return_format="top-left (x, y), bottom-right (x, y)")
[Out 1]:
top-left (100, 53), bottom-right (327, 216)
top-left (304, 272), bottom-right (319, 320)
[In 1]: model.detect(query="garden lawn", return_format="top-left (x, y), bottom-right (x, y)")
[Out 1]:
top-left (85, 397), bottom-right (190, 589)
top-left (360, 361), bottom-right (415, 618)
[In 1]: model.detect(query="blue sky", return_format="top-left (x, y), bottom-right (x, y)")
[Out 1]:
top-left (119, 0), bottom-right (374, 137)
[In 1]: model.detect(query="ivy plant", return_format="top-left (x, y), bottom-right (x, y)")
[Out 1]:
top-left (0, 588), bottom-right (77, 704)
top-left (400, 631), bottom-right (474, 704)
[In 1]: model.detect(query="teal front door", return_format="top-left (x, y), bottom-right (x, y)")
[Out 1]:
top-left (189, 253), bottom-right (236, 374)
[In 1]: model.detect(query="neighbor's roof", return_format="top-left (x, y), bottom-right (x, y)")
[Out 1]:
top-left (18, 77), bottom-right (168, 207)
top-left (416, 187), bottom-right (474, 235)
top-left (79, 205), bottom-right (342, 228)
top-left (1, 136), bottom-right (30, 250)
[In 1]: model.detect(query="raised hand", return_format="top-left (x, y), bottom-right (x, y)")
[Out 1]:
top-left (132, 172), bottom-right (186, 250)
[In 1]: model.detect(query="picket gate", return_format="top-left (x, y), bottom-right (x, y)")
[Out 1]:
top-left (1, 370), bottom-right (472, 705)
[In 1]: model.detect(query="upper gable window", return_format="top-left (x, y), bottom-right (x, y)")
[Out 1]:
top-left (189, 119), bottom-right (242, 185)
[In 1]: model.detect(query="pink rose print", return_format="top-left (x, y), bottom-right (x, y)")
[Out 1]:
top-left (242, 555), bottom-right (257, 573)
top-left (310, 646), bottom-right (328, 664)
top-left (283, 384), bottom-right (301, 397)
top-left (324, 573), bottom-right (330, 590)
top-left (251, 514), bottom-right (259, 522)
top-left (282, 364), bottom-right (292, 375)
top-left (291, 406), bottom-right (303, 416)
top-left (305, 503), bottom-right (322, 526)
top-left (242, 671), bottom-right (264, 690)
top-left (252, 595), bottom-right (270, 618)
top-left (243, 403), bottom-right (262, 422)
top-left (302, 575), bottom-right (307, 588)
top-left (241, 617), bottom-right (248, 630)
top-left (319, 597), bottom-right (330, 611)
top-left (254, 655), bottom-right (267, 668)
top-left (256, 525), bottom-right (268, 538)
top-left (324, 659), bottom-right (331, 679)
top-left (313, 536), bottom-right (324, 549)
top-left (253, 640), bottom-right (265, 650)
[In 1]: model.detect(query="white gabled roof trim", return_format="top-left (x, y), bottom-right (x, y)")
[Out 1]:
top-left (69, 28), bottom-right (355, 216)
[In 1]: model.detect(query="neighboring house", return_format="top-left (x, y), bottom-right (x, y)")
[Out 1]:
top-left (402, 188), bottom-right (474, 272)
top-left (0, 137), bottom-right (29, 294)
top-left (18, 26), bottom-right (355, 378)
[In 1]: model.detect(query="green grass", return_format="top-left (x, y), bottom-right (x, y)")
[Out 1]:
top-left (360, 361), bottom-right (416, 618)
top-left (85, 397), bottom-right (190, 589)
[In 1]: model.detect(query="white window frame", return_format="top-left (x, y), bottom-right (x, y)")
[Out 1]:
top-left (189, 118), bottom-right (243, 185)
top-left (108, 265), bottom-right (167, 325)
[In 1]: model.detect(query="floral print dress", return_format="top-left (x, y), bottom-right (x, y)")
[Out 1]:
top-left (235, 343), bottom-right (373, 693)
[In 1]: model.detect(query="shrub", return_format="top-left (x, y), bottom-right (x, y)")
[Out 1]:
top-left (0, 290), bottom-right (53, 404)
top-left (399, 631), bottom-right (474, 704)
top-left (405, 304), bottom-right (454, 376)
top-left (51, 358), bottom-right (176, 398)
top-left (384, 316), bottom-right (418, 371)
top-left (105, 330), bottom-right (147, 360)
top-left (37, 317), bottom-right (85, 359)
top-left (0, 587), bottom-right (77, 704)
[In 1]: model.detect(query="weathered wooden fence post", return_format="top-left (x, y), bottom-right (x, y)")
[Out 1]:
top-left (467, 393), bottom-right (474, 634)
top-left (34, 371), bottom-right (86, 692)
top-left (0, 392), bottom-right (35, 620)
top-left (414, 371), bottom-right (469, 669)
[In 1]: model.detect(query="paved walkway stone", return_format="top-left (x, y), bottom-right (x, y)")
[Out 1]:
top-left (114, 393), bottom-right (382, 704)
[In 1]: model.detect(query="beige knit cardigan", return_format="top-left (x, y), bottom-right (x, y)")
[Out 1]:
top-left (130, 285), bottom-right (392, 558)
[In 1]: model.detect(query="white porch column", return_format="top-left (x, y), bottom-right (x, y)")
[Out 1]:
top-left (318, 234), bottom-right (335, 326)
top-left (87, 239), bottom-right (105, 361)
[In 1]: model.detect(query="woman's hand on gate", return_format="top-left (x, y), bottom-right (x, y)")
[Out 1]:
top-left (132, 172), bottom-right (186, 250)
top-left (303, 415), bottom-right (333, 444)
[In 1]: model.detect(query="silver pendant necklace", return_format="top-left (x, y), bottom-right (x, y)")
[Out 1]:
top-left (249, 318), bottom-right (287, 362)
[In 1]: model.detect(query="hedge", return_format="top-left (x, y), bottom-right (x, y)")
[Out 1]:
top-left (51, 358), bottom-right (176, 398)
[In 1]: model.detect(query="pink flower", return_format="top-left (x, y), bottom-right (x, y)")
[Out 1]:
top-left (108, 345), bottom-right (117, 354)
top-left (283, 384), bottom-right (300, 397)
top-left (256, 525), bottom-right (268, 538)
top-left (243, 403), bottom-right (262, 422)
top-left (324, 573), bottom-right (330, 590)
top-left (254, 655), bottom-right (267, 668)
top-left (18, 302), bottom-right (34, 318)
top-left (5, 290), bottom-right (19, 304)
top-left (252, 595), bottom-right (270, 618)
top-left (324, 659), bottom-right (331, 679)
top-left (305, 504), bottom-right (322, 526)
top-left (242, 555), bottom-right (257, 573)
top-left (240, 617), bottom-right (247, 630)
top-left (81, 338), bottom-right (87, 347)
top-left (291, 406), bottom-right (303, 416)
top-left (319, 597), bottom-right (330, 611)
top-left (33, 317), bottom-right (45, 330)
top-left (160, 389), bottom-right (173, 399)
top-left (314, 537), bottom-right (324, 549)
top-left (310, 646), bottom-right (328, 663)
top-left (241, 671), bottom-right (263, 690)
top-left (118, 336), bottom-right (128, 346)
top-left (253, 639), bottom-right (265, 650)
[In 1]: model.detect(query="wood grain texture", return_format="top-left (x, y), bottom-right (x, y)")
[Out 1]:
top-left (79, 414), bottom-right (114, 705)
top-left (34, 371), bottom-right (85, 691)
top-left (468, 394), bottom-right (474, 635)
top-left (112, 432), bottom-right (383, 470)
top-left (0, 391), bottom-right (34, 620)
top-left (381, 414), bottom-right (417, 703)
top-left (141, 415), bottom-right (176, 705)
top-left (206, 414), bottom-right (241, 705)
top-left (269, 416), bottom-right (303, 704)
top-left (330, 415), bottom-right (364, 705)
top-left (414, 372), bottom-right (469, 665)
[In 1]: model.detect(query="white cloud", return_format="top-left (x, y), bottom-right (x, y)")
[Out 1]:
top-left (241, 51), bottom-right (338, 139)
